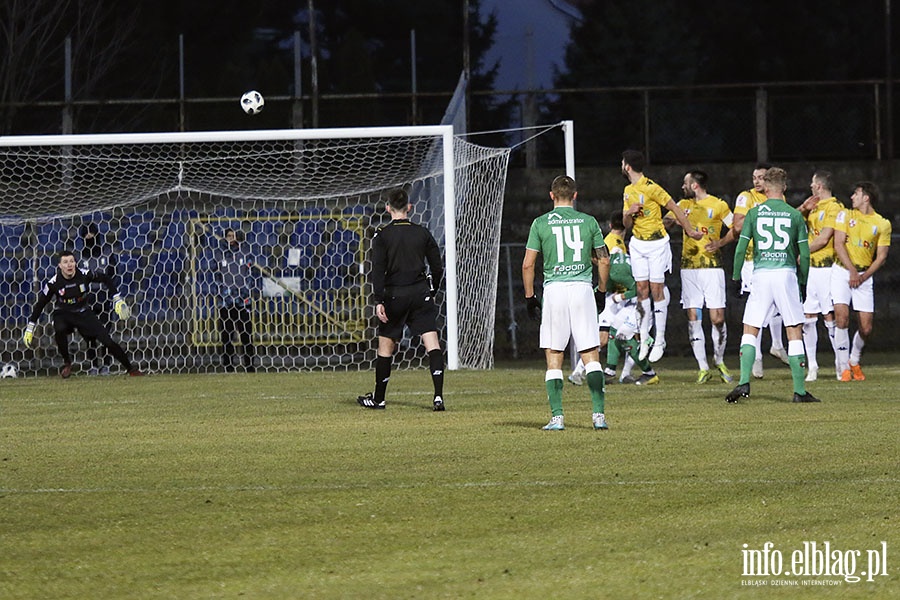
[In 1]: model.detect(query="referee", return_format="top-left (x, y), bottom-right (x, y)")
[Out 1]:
top-left (23, 250), bottom-right (143, 378)
top-left (357, 188), bottom-right (446, 411)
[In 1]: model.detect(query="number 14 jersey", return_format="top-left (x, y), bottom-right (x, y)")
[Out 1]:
top-left (526, 206), bottom-right (605, 285)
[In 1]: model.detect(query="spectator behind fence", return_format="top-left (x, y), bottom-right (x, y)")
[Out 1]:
top-left (215, 228), bottom-right (259, 373)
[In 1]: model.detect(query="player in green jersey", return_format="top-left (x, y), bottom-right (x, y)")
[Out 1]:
top-left (721, 164), bottom-right (790, 378)
top-left (726, 168), bottom-right (818, 403)
top-left (603, 247), bottom-right (659, 385)
top-left (568, 211), bottom-right (636, 385)
top-left (523, 175), bottom-right (610, 430)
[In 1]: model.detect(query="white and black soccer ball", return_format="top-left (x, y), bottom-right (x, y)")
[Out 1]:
top-left (1, 363), bottom-right (18, 379)
top-left (240, 90), bottom-right (265, 115)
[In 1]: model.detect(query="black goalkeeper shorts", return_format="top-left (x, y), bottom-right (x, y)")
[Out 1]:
top-left (378, 290), bottom-right (439, 340)
top-left (53, 309), bottom-right (112, 342)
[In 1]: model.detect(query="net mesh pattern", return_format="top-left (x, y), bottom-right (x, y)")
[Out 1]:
top-left (0, 133), bottom-right (510, 376)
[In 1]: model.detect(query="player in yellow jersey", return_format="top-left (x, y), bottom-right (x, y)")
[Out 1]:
top-left (729, 164), bottom-right (789, 377)
top-left (621, 150), bottom-right (702, 364)
top-left (797, 170), bottom-right (843, 381)
top-left (664, 170), bottom-right (735, 384)
top-left (832, 181), bottom-right (891, 382)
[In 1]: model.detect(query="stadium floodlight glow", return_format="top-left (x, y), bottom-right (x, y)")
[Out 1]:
top-left (0, 125), bottom-right (511, 376)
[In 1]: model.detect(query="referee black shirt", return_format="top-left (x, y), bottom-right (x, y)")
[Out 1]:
top-left (371, 219), bottom-right (443, 304)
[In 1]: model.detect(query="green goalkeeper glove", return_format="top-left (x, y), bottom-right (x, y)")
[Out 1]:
top-left (113, 294), bottom-right (131, 320)
top-left (23, 322), bottom-right (36, 347)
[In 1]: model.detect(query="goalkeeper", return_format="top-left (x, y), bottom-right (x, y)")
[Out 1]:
top-left (23, 250), bottom-right (143, 378)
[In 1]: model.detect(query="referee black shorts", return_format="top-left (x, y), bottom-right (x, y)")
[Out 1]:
top-left (53, 309), bottom-right (112, 342)
top-left (378, 289), bottom-right (439, 340)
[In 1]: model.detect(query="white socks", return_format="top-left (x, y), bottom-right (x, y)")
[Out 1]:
top-left (834, 326), bottom-right (851, 373)
top-left (803, 317), bottom-right (819, 370)
top-left (688, 320), bottom-right (708, 370)
top-left (850, 331), bottom-right (865, 366)
top-left (712, 322), bottom-right (727, 366)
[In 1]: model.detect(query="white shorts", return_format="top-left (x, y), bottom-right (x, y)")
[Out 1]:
top-left (611, 299), bottom-right (640, 340)
top-left (742, 260), bottom-right (779, 324)
top-left (830, 265), bottom-right (875, 313)
top-left (680, 268), bottom-right (726, 310)
top-left (802, 266), bottom-right (834, 315)
top-left (629, 237), bottom-right (672, 283)
top-left (597, 294), bottom-right (624, 329)
top-left (540, 282), bottom-right (601, 351)
top-left (742, 269), bottom-right (805, 328)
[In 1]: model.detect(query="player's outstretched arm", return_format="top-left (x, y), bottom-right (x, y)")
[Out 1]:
top-left (24, 286), bottom-right (53, 344)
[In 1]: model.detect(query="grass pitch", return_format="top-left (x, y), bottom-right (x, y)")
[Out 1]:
top-left (1, 356), bottom-right (898, 599)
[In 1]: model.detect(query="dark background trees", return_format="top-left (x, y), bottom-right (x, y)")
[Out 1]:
top-left (0, 0), bottom-right (510, 136)
top-left (551, 0), bottom-right (895, 164)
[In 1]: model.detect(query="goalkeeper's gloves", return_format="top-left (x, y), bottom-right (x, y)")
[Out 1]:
top-left (730, 278), bottom-right (742, 297)
top-left (525, 294), bottom-right (542, 322)
top-left (799, 283), bottom-right (807, 304)
top-left (23, 322), bottom-right (36, 348)
top-left (113, 294), bottom-right (131, 320)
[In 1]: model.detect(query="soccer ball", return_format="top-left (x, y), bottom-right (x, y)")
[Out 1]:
top-left (1, 363), bottom-right (17, 378)
top-left (240, 90), bottom-right (265, 115)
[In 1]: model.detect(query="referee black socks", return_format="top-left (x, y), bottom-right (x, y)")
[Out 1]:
top-left (428, 349), bottom-right (444, 399)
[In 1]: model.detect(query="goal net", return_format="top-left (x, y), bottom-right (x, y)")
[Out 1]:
top-left (0, 126), bottom-right (511, 376)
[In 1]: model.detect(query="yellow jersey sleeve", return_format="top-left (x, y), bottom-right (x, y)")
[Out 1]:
top-left (734, 188), bottom-right (765, 260)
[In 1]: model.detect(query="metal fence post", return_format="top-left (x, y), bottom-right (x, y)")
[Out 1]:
top-left (504, 245), bottom-right (518, 359)
top-left (755, 88), bottom-right (768, 163)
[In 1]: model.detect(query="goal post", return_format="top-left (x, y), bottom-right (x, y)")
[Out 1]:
top-left (0, 125), bottom-right (511, 376)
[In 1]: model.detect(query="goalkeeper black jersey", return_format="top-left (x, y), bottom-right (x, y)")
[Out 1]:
top-left (28, 268), bottom-right (117, 322)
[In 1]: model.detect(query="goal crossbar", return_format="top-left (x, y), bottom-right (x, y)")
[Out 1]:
top-left (0, 125), bottom-right (454, 147)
